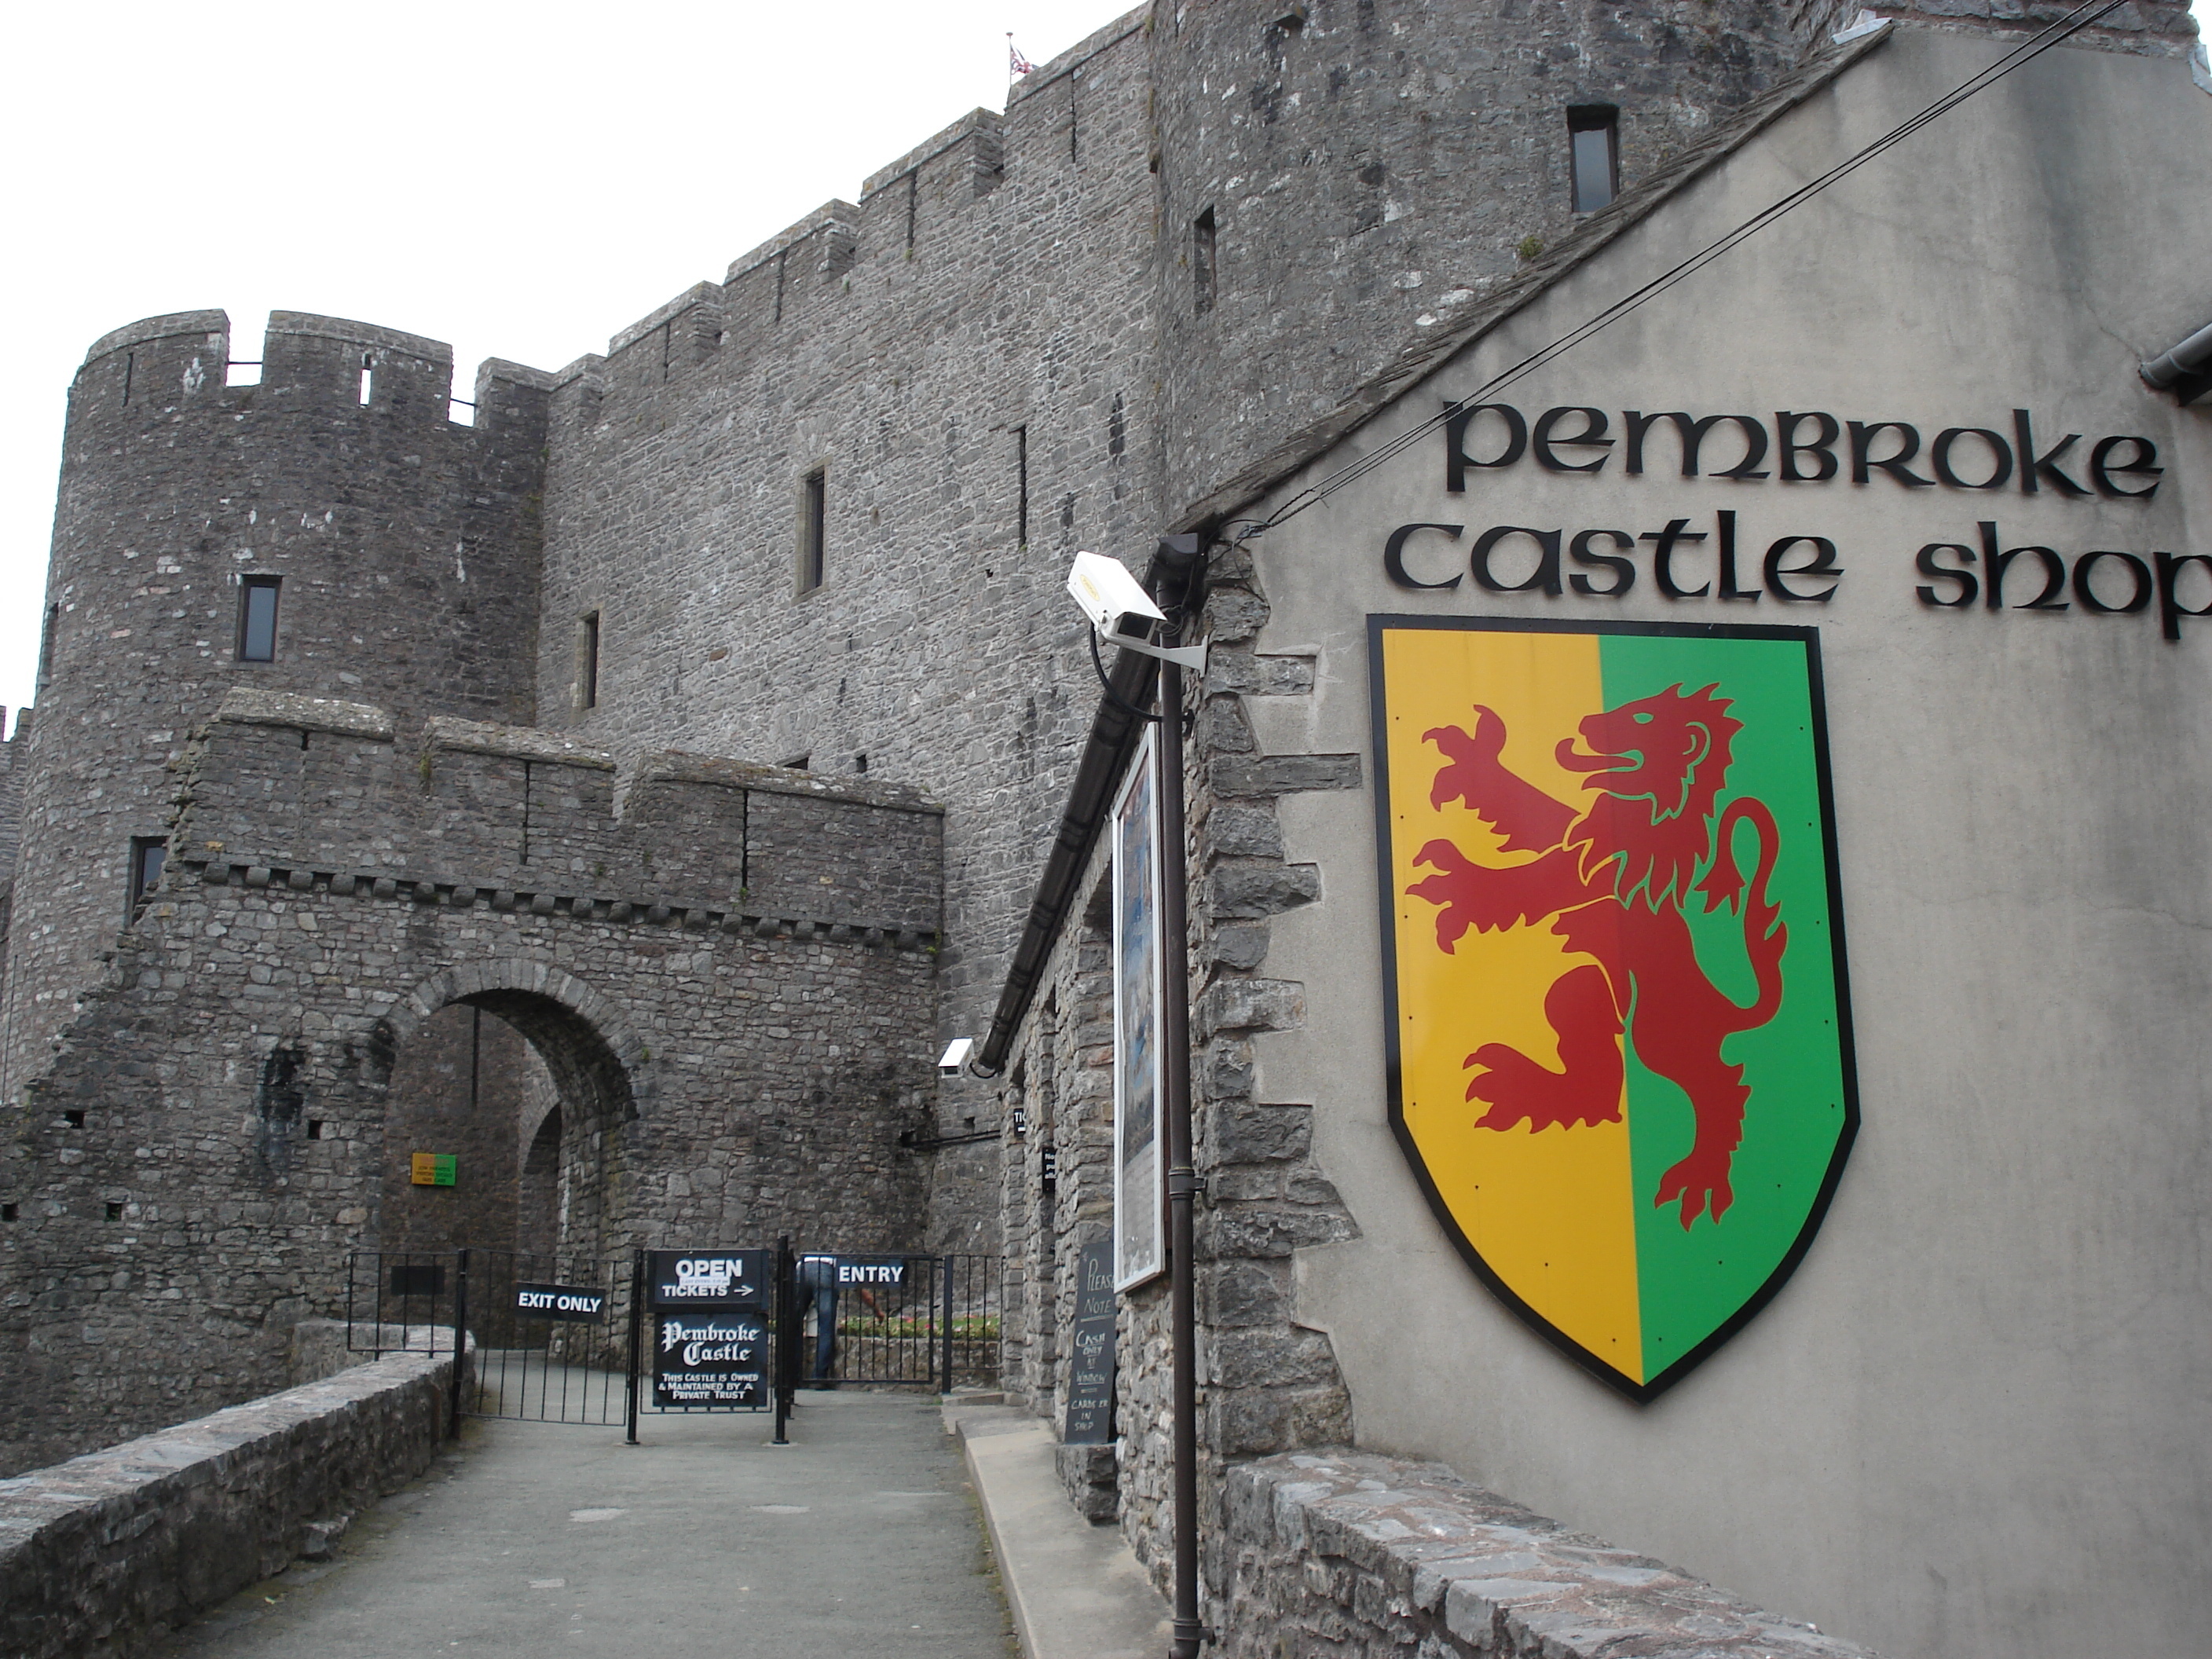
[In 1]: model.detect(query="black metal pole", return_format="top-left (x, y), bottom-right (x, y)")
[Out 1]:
top-left (624, 1249), bottom-right (644, 1445)
top-left (939, 1254), bottom-right (956, 1395)
top-left (772, 1235), bottom-right (792, 1445)
top-left (449, 1247), bottom-right (469, 1439)
top-left (1159, 637), bottom-right (1203, 1658)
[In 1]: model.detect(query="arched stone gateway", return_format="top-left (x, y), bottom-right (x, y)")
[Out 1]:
top-left (376, 964), bottom-right (641, 1265)
top-left (0, 694), bottom-right (945, 1472)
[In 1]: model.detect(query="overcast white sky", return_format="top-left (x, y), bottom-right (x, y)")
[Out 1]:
top-left (0, 0), bottom-right (1134, 722)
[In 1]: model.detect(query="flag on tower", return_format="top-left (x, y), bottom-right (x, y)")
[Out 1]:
top-left (1009, 36), bottom-right (1036, 76)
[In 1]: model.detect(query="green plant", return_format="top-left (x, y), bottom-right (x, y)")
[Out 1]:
top-left (1517, 233), bottom-right (1544, 262)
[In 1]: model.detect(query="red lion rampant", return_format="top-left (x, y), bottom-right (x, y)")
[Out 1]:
top-left (1406, 684), bottom-right (1785, 1228)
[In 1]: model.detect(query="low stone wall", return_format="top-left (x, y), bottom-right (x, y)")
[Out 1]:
top-left (1218, 1452), bottom-right (1881, 1659)
top-left (287, 1318), bottom-right (449, 1386)
top-left (0, 1346), bottom-right (464, 1659)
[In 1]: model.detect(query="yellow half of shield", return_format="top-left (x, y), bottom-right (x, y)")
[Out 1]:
top-left (1381, 627), bottom-right (1642, 1381)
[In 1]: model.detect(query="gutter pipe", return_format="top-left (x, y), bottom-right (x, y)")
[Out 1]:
top-left (2141, 318), bottom-right (2212, 401)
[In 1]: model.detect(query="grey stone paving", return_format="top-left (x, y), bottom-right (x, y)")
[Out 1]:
top-left (151, 1390), bottom-right (1015, 1659)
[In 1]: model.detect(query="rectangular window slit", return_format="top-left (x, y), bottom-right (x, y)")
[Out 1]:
top-left (123, 351), bottom-right (134, 405)
top-left (1015, 425), bottom-right (1029, 548)
top-left (1569, 104), bottom-right (1619, 213)
top-left (128, 837), bottom-right (167, 917)
top-left (38, 605), bottom-right (58, 687)
top-left (800, 467), bottom-right (827, 593)
top-left (578, 612), bottom-right (601, 710)
top-left (64, 1110), bottom-right (85, 1129)
top-left (105, 1203), bottom-right (124, 1221)
top-left (0, 1204), bottom-right (16, 1223)
top-left (1194, 207), bottom-right (1218, 316)
top-left (237, 576), bottom-right (280, 662)
top-left (308, 1119), bottom-right (324, 1140)
top-left (358, 353), bottom-right (375, 406)
top-left (906, 170), bottom-right (920, 252)
top-left (855, 753), bottom-right (869, 775)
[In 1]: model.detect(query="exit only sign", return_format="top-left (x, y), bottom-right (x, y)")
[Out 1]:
top-left (410, 1153), bottom-right (456, 1187)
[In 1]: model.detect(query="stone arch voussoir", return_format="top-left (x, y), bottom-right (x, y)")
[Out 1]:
top-left (381, 955), bottom-right (654, 1111)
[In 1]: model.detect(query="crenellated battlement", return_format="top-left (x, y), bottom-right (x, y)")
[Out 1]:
top-left (169, 690), bottom-right (945, 946)
top-left (583, 10), bottom-right (1150, 394)
top-left (71, 309), bottom-right (554, 441)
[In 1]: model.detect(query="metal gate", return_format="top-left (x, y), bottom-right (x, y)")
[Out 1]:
top-left (346, 1247), bottom-right (641, 1427)
top-left (787, 1251), bottom-right (1001, 1391)
top-left (467, 1249), bottom-right (634, 1426)
top-left (342, 1243), bottom-right (1000, 1432)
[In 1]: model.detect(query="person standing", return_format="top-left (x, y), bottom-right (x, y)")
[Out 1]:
top-left (795, 1252), bottom-right (840, 1386)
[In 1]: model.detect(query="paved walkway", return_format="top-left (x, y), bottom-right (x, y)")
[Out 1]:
top-left (151, 1390), bottom-right (1015, 1659)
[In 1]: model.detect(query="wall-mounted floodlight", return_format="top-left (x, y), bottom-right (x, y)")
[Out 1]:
top-left (2141, 319), bottom-right (2212, 404)
top-left (1067, 551), bottom-right (1208, 675)
top-left (937, 1037), bottom-right (975, 1076)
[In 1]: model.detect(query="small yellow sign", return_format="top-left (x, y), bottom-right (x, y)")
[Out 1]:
top-left (410, 1153), bottom-right (456, 1187)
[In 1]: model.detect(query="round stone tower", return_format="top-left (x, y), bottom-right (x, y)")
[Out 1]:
top-left (2, 310), bottom-right (552, 1095)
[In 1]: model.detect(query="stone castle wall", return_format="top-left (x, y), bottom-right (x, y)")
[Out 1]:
top-left (5, 309), bottom-right (552, 1095)
top-left (0, 692), bottom-right (942, 1471)
top-left (526, 14), bottom-right (1161, 1236)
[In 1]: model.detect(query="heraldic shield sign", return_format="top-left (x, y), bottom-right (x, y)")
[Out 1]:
top-left (1369, 615), bottom-right (1859, 1401)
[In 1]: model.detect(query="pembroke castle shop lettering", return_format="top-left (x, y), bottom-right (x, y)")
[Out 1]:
top-left (1441, 401), bottom-right (2163, 498)
top-left (1384, 401), bottom-right (2207, 639)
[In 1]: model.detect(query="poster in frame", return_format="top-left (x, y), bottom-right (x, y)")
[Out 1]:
top-left (1111, 724), bottom-right (1167, 1291)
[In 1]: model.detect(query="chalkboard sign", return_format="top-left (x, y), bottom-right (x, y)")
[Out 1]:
top-left (1062, 1238), bottom-right (1118, 1445)
top-left (654, 1309), bottom-right (767, 1407)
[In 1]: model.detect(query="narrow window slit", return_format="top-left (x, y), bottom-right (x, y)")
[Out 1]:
top-left (800, 468), bottom-right (827, 593)
top-left (1194, 208), bottom-right (1218, 316)
top-left (1569, 105), bottom-right (1620, 213)
top-left (237, 577), bottom-right (280, 662)
top-left (578, 612), bottom-right (601, 710)
top-left (1015, 425), bottom-right (1030, 548)
top-left (127, 837), bottom-right (167, 917)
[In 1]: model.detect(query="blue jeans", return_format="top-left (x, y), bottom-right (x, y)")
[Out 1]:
top-left (811, 1284), bottom-right (837, 1380)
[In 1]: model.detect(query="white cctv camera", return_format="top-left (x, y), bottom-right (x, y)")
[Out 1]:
top-left (937, 1037), bottom-right (976, 1077)
top-left (1067, 551), bottom-right (1208, 675)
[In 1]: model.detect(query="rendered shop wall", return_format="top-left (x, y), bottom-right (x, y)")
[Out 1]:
top-left (1205, 32), bottom-right (2209, 1659)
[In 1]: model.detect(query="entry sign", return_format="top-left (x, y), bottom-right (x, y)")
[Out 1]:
top-left (831, 1255), bottom-right (908, 1289)
top-left (410, 1152), bottom-right (456, 1187)
top-left (514, 1282), bottom-right (606, 1323)
top-left (646, 1250), bottom-right (769, 1309)
top-left (654, 1309), bottom-right (767, 1407)
top-left (1061, 1239), bottom-right (1117, 1445)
